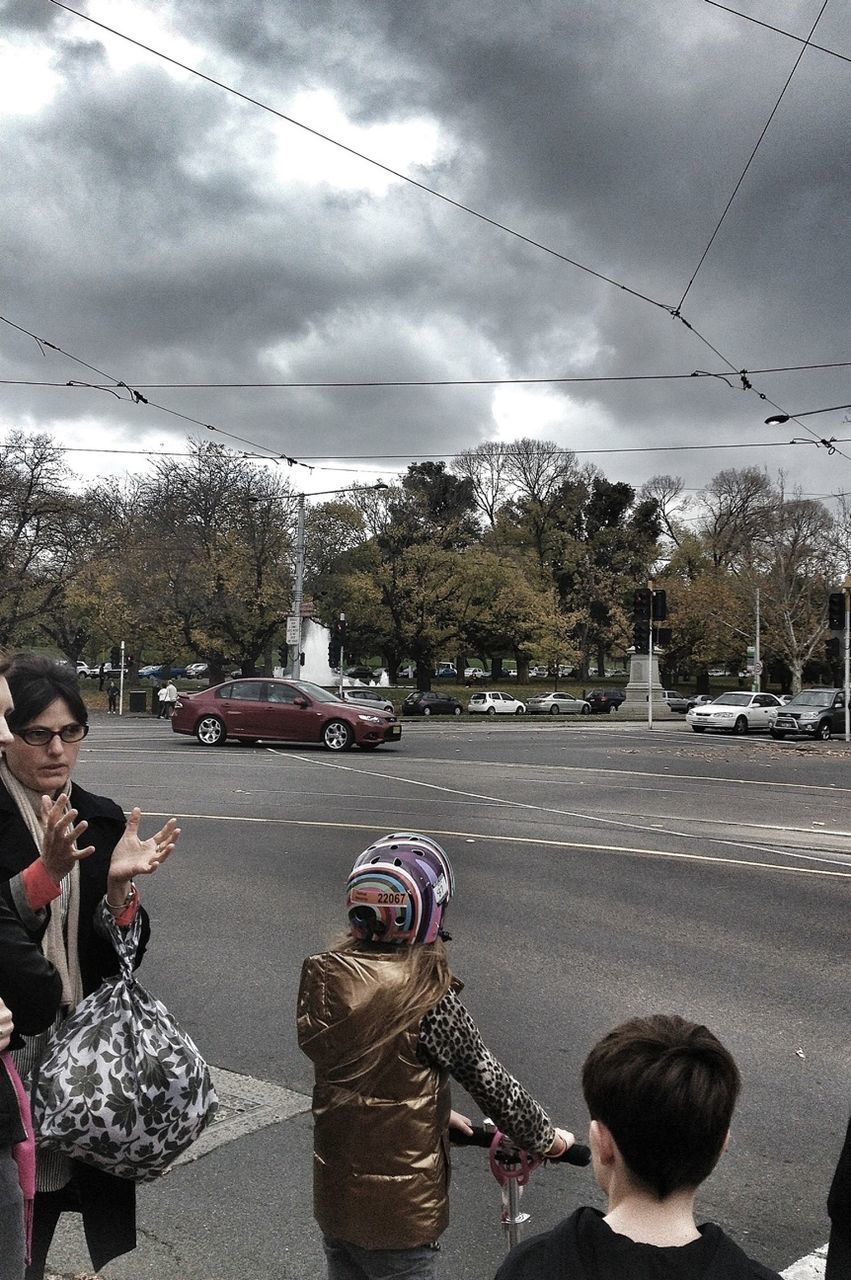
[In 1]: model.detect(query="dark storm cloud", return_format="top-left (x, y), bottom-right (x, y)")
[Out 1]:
top-left (0, 0), bottom-right (848, 495)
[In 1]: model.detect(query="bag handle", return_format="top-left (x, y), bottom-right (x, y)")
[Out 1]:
top-left (102, 906), bottom-right (143, 981)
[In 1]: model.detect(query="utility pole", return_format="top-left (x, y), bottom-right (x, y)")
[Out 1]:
top-left (753, 588), bottom-right (761, 692)
top-left (289, 494), bottom-right (306, 679)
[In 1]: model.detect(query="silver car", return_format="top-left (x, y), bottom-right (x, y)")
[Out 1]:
top-left (339, 687), bottom-right (395, 714)
top-left (526, 692), bottom-right (591, 716)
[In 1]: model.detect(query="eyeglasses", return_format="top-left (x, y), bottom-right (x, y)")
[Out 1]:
top-left (12, 723), bottom-right (90, 747)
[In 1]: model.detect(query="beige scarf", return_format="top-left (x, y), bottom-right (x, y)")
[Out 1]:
top-left (0, 757), bottom-right (84, 1010)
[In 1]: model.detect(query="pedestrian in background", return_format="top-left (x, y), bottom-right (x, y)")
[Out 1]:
top-left (158, 679), bottom-right (177, 719)
top-left (106, 680), bottom-right (119, 715)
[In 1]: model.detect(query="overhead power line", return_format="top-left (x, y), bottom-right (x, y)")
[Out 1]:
top-left (677, 0), bottom-right (831, 312)
top-left (1, 359), bottom-right (849, 389)
top-left (705, 2), bottom-right (851, 65)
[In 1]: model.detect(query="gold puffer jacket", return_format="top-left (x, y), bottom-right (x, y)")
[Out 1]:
top-left (297, 948), bottom-right (453, 1250)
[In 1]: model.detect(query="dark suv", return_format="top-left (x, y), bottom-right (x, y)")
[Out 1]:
top-left (769, 688), bottom-right (847, 740)
top-left (585, 688), bottom-right (626, 714)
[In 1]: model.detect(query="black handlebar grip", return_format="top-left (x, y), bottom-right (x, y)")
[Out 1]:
top-left (450, 1125), bottom-right (591, 1166)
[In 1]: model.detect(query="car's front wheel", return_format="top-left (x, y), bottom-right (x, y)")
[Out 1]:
top-left (423, 707), bottom-right (432, 716)
top-left (323, 720), bottom-right (354, 751)
top-left (817, 719), bottom-right (832, 741)
top-left (453, 705), bottom-right (462, 717)
top-left (581, 704), bottom-right (591, 715)
top-left (549, 704), bottom-right (560, 715)
top-left (733, 716), bottom-right (748, 735)
top-left (196, 715), bottom-right (226, 746)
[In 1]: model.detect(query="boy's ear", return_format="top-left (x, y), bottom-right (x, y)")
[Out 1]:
top-left (590, 1119), bottom-right (616, 1168)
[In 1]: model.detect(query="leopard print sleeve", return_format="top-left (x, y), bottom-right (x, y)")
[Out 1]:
top-left (417, 988), bottom-right (556, 1155)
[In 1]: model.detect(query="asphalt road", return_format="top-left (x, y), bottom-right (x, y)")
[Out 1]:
top-left (48, 712), bottom-right (850, 1279)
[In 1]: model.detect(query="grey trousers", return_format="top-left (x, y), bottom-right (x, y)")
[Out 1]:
top-left (0, 1146), bottom-right (25, 1280)
top-left (323, 1236), bottom-right (440, 1280)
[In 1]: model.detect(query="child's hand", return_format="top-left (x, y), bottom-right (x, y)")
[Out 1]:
top-left (0, 996), bottom-right (13, 1052)
top-left (449, 1109), bottom-right (474, 1137)
top-left (545, 1127), bottom-right (576, 1158)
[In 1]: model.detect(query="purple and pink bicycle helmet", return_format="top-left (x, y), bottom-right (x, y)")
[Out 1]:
top-left (346, 833), bottom-right (455, 946)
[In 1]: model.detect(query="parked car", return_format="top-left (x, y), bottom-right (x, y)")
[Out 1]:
top-left (686, 691), bottom-right (782, 734)
top-left (464, 667), bottom-right (487, 681)
top-left (339, 687), bottom-right (395, 714)
top-left (584, 689), bottom-right (626, 714)
top-left (185, 662), bottom-right (209, 679)
top-left (434, 663), bottom-right (457, 679)
top-left (345, 665), bottom-right (377, 683)
top-left (467, 691), bottom-right (526, 715)
top-left (768, 688), bottom-right (847, 740)
top-left (652, 690), bottom-right (690, 713)
top-left (171, 677), bottom-right (400, 751)
top-left (686, 693), bottom-right (715, 712)
top-left (402, 690), bottom-right (464, 717)
top-left (75, 661), bottom-right (95, 679)
top-left (526, 692), bottom-right (591, 716)
top-left (138, 664), bottom-right (187, 679)
top-left (528, 666), bottom-right (550, 679)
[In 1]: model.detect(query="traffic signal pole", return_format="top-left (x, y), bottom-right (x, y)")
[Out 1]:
top-left (647, 597), bottom-right (654, 731)
top-left (290, 494), bottom-right (306, 679)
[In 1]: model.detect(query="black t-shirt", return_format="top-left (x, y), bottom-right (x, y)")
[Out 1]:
top-left (494, 1207), bottom-right (782, 1280)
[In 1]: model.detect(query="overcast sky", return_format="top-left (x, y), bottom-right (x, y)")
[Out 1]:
top-left (1, 0), bottom-right (848, 507)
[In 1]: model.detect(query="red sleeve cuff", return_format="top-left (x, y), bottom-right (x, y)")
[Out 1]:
top-left (22, 859), bottom-right (62, 911)
top-left (112, 889), bottom-right (141, 928)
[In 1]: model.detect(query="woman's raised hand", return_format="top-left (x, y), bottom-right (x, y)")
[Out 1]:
top-left (39, 794), bottom-right (96, 884)
top-left (108, 809), bottom-right (180, 893)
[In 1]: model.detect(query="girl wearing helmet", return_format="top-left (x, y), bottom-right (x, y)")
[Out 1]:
top-left (297, 834), bottom-right (575, 1280)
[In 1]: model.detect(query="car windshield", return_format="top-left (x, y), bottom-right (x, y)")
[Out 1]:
top-left (713, 694), bottom-right (751, 706)
top-left (291, 680), bottom-right (345, 704)
top-left (787, 690), bottom-right (833, 707)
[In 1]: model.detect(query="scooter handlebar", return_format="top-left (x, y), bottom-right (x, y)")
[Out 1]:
top-left (451, 1123), bottom-right (591, 1167)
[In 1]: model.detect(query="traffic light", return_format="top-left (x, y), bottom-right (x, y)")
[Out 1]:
top-left (632, 589), bottom-right (652, 622)
top-left (828, 592), bottom-right (846, 630)
top-left (328, 618), bottom-right (347, 669)
top-left (656, 627), bottom-right (672, 648)
top-left (652, 590), bottom-right (667, 621)
top-left (826, 637), bottom-right (841, 662)
top-left (633, 620), bottom-right (650, 653)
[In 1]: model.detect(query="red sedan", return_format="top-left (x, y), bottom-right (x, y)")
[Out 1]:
top-left (171, 677), bottom-right (401, 752)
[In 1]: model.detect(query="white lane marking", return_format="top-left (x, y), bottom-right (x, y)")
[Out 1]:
top-left (270, 753), bottom-right (851, 874)
top-left (145, 810), bottom-right (851, 879)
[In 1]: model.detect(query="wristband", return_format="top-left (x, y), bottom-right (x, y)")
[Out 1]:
top-left (106, 882), bottom-right (136, 912)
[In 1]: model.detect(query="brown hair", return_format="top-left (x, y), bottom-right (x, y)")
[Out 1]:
top-left (330, 935), bottom-right (452, 1084)
top-left (582, 1013), bottom-right (741, 1199)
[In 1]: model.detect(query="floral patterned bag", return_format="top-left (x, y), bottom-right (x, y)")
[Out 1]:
top-left (31, 911), bottom-right (218, 1181)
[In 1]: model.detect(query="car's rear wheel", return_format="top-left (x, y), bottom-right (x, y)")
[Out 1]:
top-left (549, 704), bottom-right (560, 715)
top-left (453, 705), bottom-right (462, 717)
top-left (423, 707), bottom-right (432, 716)
top-left (581, 704), bottom-right (591, 715)
top-left (733, 716), bottom-right (748, 735)
top-left (817, 719), bottom-right (832, 741)
top-left (196, 715), bottom-right (226, 746)
top-left (323, 720), bottom-right (354, 751)
top-left (607, 704), bottom-right (616, 713)
top-left (769, 729), bottom-right (785, 739)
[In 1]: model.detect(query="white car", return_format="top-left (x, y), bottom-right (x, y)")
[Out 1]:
top-left (526, 692), bottom-right (591, 716)
top-left (686, 692), bottom-right (782, 735)
top-left (467, 691), bottom-right (526, 715)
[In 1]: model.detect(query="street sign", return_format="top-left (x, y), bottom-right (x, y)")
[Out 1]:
top-left (286, 616), bottom-right (300, 645)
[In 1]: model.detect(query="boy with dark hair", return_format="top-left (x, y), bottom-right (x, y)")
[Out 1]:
top-left (495, 1014), bottom-right (781, 1279)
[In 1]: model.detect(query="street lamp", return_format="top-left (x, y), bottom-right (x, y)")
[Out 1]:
top-left (764, 402), bottom-right (851, 425)
top-left (289, 480), bottom-right (388, 677)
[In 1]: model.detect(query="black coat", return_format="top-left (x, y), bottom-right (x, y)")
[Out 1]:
top-left (0, 778), bottom-right (151, 1271)
top-left (0, 878), bottom-right (61, 1146)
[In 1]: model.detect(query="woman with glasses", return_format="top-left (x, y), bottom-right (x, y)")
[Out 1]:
top-left (0, 652), bottom-right (179, 1280)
